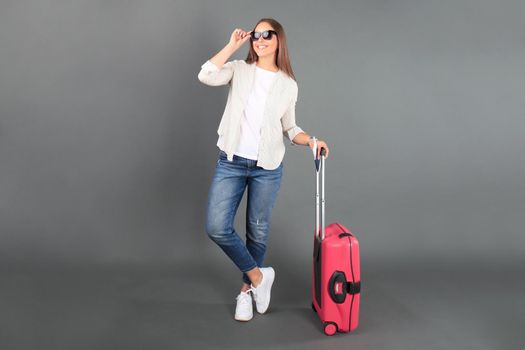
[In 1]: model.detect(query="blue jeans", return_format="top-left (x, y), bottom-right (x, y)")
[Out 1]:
top-left (205, 150), bottom-right (283, 285)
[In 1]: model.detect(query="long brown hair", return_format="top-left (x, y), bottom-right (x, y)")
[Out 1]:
top-left (245, 18), bottom-right (296, 81)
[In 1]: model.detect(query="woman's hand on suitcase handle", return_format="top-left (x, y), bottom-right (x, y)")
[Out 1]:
top-left (308, 138), bottom-right (330, 159)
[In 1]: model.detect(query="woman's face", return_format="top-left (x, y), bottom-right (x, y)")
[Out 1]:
top-left (252, 22), bottom-right (278, 59)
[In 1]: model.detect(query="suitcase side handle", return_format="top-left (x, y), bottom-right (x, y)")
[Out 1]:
top-left (329, 271), bottom-right (362, 304)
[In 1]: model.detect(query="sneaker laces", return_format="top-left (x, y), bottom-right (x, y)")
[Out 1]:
top-left (236, 289), bottom-right (254, 305)
top-left (249, 285), bottom-right (259, 301)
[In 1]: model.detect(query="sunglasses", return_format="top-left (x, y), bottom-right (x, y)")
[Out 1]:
top-left (250, 30), bottom-right (278, 41)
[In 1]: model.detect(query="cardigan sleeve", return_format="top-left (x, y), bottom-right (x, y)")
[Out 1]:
top-left (197, 60), bottom-right (237, 86)
top-left (281, 84), bottom-right (304, 145)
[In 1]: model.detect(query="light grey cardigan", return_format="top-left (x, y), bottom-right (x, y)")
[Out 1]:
top-left (198, 59), bottom-right (304, 170)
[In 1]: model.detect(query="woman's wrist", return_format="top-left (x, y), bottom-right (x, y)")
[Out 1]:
top-left (307, 135), bottom-right (315, 147)
top-left (225, 41), bottom-right (237, 53)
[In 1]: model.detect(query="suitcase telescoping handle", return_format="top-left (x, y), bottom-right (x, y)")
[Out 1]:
top-left (313, 137), bottom-right (327, 241)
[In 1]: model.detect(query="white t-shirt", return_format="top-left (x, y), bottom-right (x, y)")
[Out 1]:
top-left (217, 66), bottom-right (277, 160)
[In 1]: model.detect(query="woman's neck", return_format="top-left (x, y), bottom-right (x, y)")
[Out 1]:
top-left (256, 55), bottom-right (279, 72)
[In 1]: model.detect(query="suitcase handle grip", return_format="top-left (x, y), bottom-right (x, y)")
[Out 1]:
top-left (313, 147), bottom-right (327, 164)
top-left (314, 147), bottom-right (327, 160)
top-left (312, 137), bottom-right (327, 171)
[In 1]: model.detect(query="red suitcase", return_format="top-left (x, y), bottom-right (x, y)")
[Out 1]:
top-left (311, 148), bottom-right (361, 336)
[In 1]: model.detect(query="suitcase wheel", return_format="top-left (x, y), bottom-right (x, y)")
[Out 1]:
top-left (323, 322), bottom-right (338, 336)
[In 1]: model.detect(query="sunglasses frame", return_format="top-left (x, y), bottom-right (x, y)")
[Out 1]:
top-left (250, 30), bottom-right (278, 41)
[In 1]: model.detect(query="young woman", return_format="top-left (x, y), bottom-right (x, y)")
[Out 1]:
top-left (198, 18), bottom-right (330, 321)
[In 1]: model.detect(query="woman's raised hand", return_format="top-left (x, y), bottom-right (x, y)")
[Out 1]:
top-left (228, 28), bottom-right (252, 51)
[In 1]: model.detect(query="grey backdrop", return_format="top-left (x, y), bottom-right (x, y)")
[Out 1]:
top-left (1, 0), bottom-right (523, 266)
top-left (1, 1), bottom-right (525, 349)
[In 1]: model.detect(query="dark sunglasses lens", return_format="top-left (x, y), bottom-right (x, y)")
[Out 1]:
top-left (251, 31), bottom-right (275, 40)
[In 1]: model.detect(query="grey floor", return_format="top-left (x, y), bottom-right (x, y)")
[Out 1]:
top-left (1, 259), bottom-right (524, 350)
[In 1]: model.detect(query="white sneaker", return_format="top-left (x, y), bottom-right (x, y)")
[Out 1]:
top-left (251, 267), bottom-right (275, 314)
top-left (234, 290), bottom-right (253, 321)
